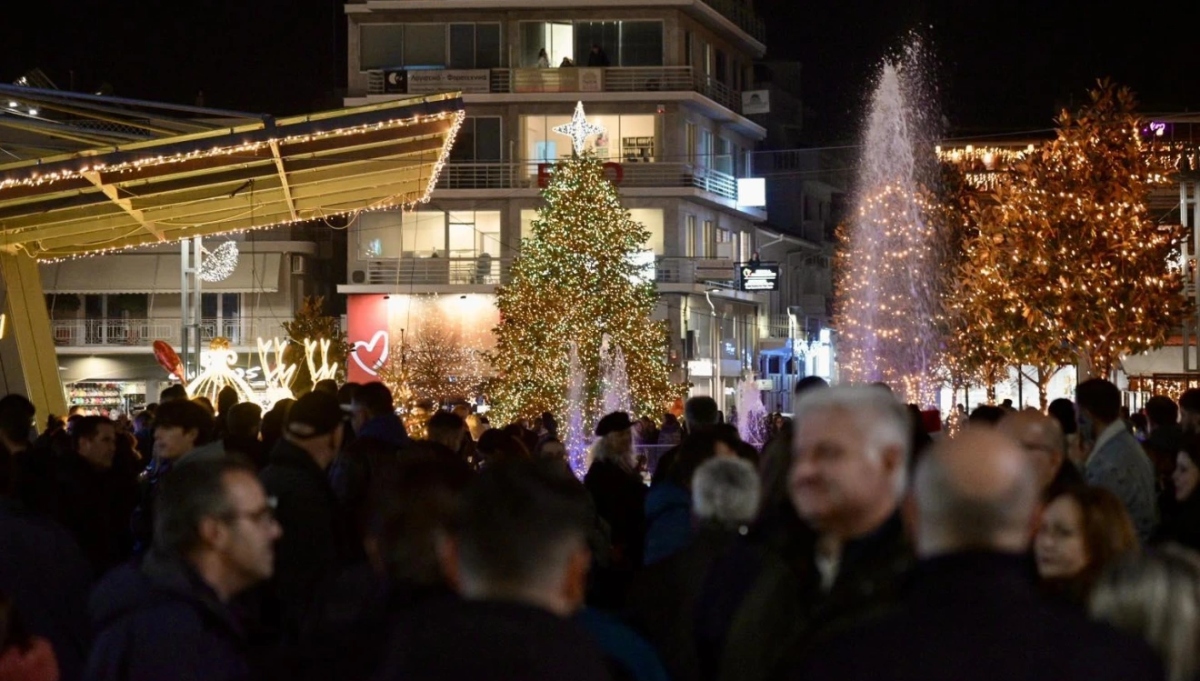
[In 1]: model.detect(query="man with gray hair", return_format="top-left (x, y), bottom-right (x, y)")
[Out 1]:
top-left (798, 428), bottom-right (1164, 681)
top-left (626, 457), bottom-right (762, 681)
top-left (699, 385), bottom-right (914, 681)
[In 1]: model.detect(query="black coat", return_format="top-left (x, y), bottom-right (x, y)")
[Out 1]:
top-left (375, 598), bottom-right (612, 681)
top-left (794, 551), bottom-right (1164, 681)
top-left (696, 512), bottom-right (913, 681)
top-left (52, 453), bottom-right (137, 577)
top-left (585, 458), bottom-right (647, 608)
top-left (259, 439), bottom-right (356, 643)
top-left (0, 500), bottom-right (92, 681)
top-left (625, 524), bottom-right (741, 681)
top-left (85, 550), bottom-right (251, 681)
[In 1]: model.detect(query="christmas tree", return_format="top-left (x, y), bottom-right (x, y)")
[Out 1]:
top-left (488, 107), bottom-right (680, 425)
top-left (959, 80), bottom-right (1187, 381)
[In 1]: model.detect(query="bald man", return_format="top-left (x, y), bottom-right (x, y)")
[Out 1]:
top-left (797, 429), bottom-right (1164, 681)
top-left (999, 409), bottom-right (1083, 500)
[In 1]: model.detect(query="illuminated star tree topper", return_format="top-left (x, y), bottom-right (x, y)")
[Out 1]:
top-left (553, 102), bottom-right (606, 156)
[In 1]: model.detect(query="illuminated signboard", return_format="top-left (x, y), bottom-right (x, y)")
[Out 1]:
top-left (738, 263), bottom-right (779, 292)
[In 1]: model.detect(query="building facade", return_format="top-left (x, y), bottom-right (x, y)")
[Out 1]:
top-left (41, 227), bottom-right (324, 414)
top-left (338, 0), bottom-right (771, 414)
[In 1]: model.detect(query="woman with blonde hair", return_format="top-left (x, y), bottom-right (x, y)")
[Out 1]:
top-left (1090, 545), bottom-right (1200, 681)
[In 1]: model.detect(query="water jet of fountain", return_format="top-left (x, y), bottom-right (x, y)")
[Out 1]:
top-left (599, 334), bottom-right (632, 416)
top-left (835, 42), bottom-right (941, 406)
top-left (735, 377), bottom-right (768, 447)
top-left (564, 340), bottom-right (588, 478)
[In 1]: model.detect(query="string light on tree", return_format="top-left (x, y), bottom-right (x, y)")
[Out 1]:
top-left (487, 149), bottom-right (683, 427)
top-left (256, 337), bottom-right (297, 407)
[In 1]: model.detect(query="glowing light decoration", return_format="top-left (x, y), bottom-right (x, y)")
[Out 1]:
top-left (835, 50), bottom-right (942, 406)
top-left (186, 337), bottom-right (258, 405)
top-left (198, 241), bottom-right (239, 282)
top-left (553, 102), bottom-right (606, 156)
top-left (303, 338), bottom-right (339, 383)
top-left (488, 151), bottom-right (684, 425)
top-left (257, 337), bottom-right (297, 406)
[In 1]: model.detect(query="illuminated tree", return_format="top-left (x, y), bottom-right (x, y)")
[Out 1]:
top-left (961, 80), bottom-right (1187, 384)
top-left (488, 152), bottom-right (681, 425)
top-left (282, 296), bottom-right (349, 393)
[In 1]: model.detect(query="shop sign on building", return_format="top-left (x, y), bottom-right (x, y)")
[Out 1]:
top-left (738, 264), bottom-right (779, 292)
top-left (406, 69), bottom-right (492, 94)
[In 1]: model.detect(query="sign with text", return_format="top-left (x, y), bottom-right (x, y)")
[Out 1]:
top-left (406, 69), bottom-right (491, 94)
top-left (737, 263), bottom-right (779, 292)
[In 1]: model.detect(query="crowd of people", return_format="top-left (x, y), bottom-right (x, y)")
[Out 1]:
top-left (1, 374), bottom-right (1199, 681)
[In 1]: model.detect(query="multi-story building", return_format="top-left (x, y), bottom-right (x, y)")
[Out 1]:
top-left (338, 0), bottom-right (771, 413)
top-left (41, 227), bottom-right (325, 414)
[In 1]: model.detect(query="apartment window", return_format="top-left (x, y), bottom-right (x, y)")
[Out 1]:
top-left (201, 293), bottom-right (241, 321)
top-left (714, 137), bottom-right (733, 175)
top-left (686, 122), bottom-right (698, 164)
top-left (357, 210), bottom-right (501, 259)
top-left (521, 208), bottom-right (663, 255)
top-left (685, 214), bottom-right (697, 257)
top-left (523, 113), bottom-right (655, 165)
top-left (739, 231), bottom-right (753, 262)
top-left (360, 23), bottom-right (499, 70)
top-left (697, 130), bottom-right (713, 169)
top-left (714, 49), bottom-right (728, 85)
top-left (449, 23), bottom-right (501, 68)
top-left (451, 117), bottom-right (503, 162)
top-left (684, 31), bottom-right (693, 67)
top-left (716, 228), bottom-right (735, 259)
top-left (403, 24), bottom-right (446, 67)
top-left (520, 20), bottom-right (663, 67)
top-left (702, 220), bottom-right (716, 258)
top-left (360, 24), bottom-right (406, 69)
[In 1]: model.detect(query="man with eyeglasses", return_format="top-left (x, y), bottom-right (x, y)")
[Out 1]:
top-left (85, 457), bottom-right (282, 681)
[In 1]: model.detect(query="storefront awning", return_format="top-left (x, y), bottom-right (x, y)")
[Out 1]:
top-left (40, 252), bottom-right (281, 293)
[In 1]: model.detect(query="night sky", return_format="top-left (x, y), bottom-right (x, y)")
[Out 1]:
top-left (2, 0), bottom-right (1193, 142)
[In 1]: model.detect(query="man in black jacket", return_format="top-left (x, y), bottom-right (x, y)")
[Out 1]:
top-left (86, 457), bottom-right (281, 681)
top-left (796, 427), bottom-right (1164, 681)
top-left (696, 385), bottom-right (914, 681)
top-left (259, 390), bottom-right (354, 643)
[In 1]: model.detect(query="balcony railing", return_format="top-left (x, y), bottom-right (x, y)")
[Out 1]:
top-left (49, 317), bottom-right (293, 348)
top-left (701, 0), bottom-right (767, 43)
top-left (362, 256), bottom-right (739, 289)
top-left (438, 162), bottom-right (739, 201)
top-left (365, 257), bottom-right (513, 286)
top-left (367, 65), bottom-right (744, 115)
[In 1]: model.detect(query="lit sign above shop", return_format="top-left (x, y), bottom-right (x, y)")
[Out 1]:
top-left (738, 263), bottom-right (779, 292)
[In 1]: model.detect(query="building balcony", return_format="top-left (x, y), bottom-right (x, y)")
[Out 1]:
top-left (438, 161), bottom-right (740, 202)
top-left (49, 317), bottom-right (294, 350)
top-left (366, 65), bottom-right (745, 115)
top-left (351, 256), bottom-right (740, 291)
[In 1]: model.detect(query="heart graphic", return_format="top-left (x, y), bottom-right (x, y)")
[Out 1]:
top-left (351, 330), bottom-right (389, 377)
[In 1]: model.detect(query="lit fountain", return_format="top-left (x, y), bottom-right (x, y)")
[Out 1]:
top-left (735, 377), bottom-right (768, 447)
top-left (564, 340), bottom-right (588, 478)
top-left (599, 334), bottom-right (631, 416)
top-left (835, 42), bottom-right (941, 406)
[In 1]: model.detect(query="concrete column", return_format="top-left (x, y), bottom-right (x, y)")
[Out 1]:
top-left (0, 252), bottom-right (68, 423)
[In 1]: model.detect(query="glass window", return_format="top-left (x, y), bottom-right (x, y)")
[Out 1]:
top-left (716, 228), bottom-right (735, 259)
top-left (404, 24), bottom-right (446, 67)
top-left (357, 211), bottom-right (404, 259)
top-left (715, 49), bottom-right (728, 84)
top-left (523, 114), bottom-right (655, 165)
top-left (451, 117), bottom-right (503, 162)
top-left (702, 220), bottom-right (715, 258)
top-left (697, 130), bottom-right (713, 168)
top-left (574, 21), bottom-right (619, 65)
top-left (449, 24), bottom-right (475, 69)
top-left (407, 211), bottom-right (448, 256)
top-left (360, 24), bottom-right (405, 70)
top-left (684, 31), bottom-right (693, 67)
top-left (201, 293), bottom-right (219, 319)
top-left (685, 214), bottom-right (697, 257)
top-left (446, 211), bottom-right (502, 258)
top-left (715, 137), bottom-right (733, 175)
top-left (619, 22), bottom-right (663, 66)
top-left (222, 294), bottom-right (240, 319)
top-left (476, 24), bottom-right (501, 68)
top-left (629, 209), bottom-right (664, 255)
top-left (521, 21), bottom-right (574, 67)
